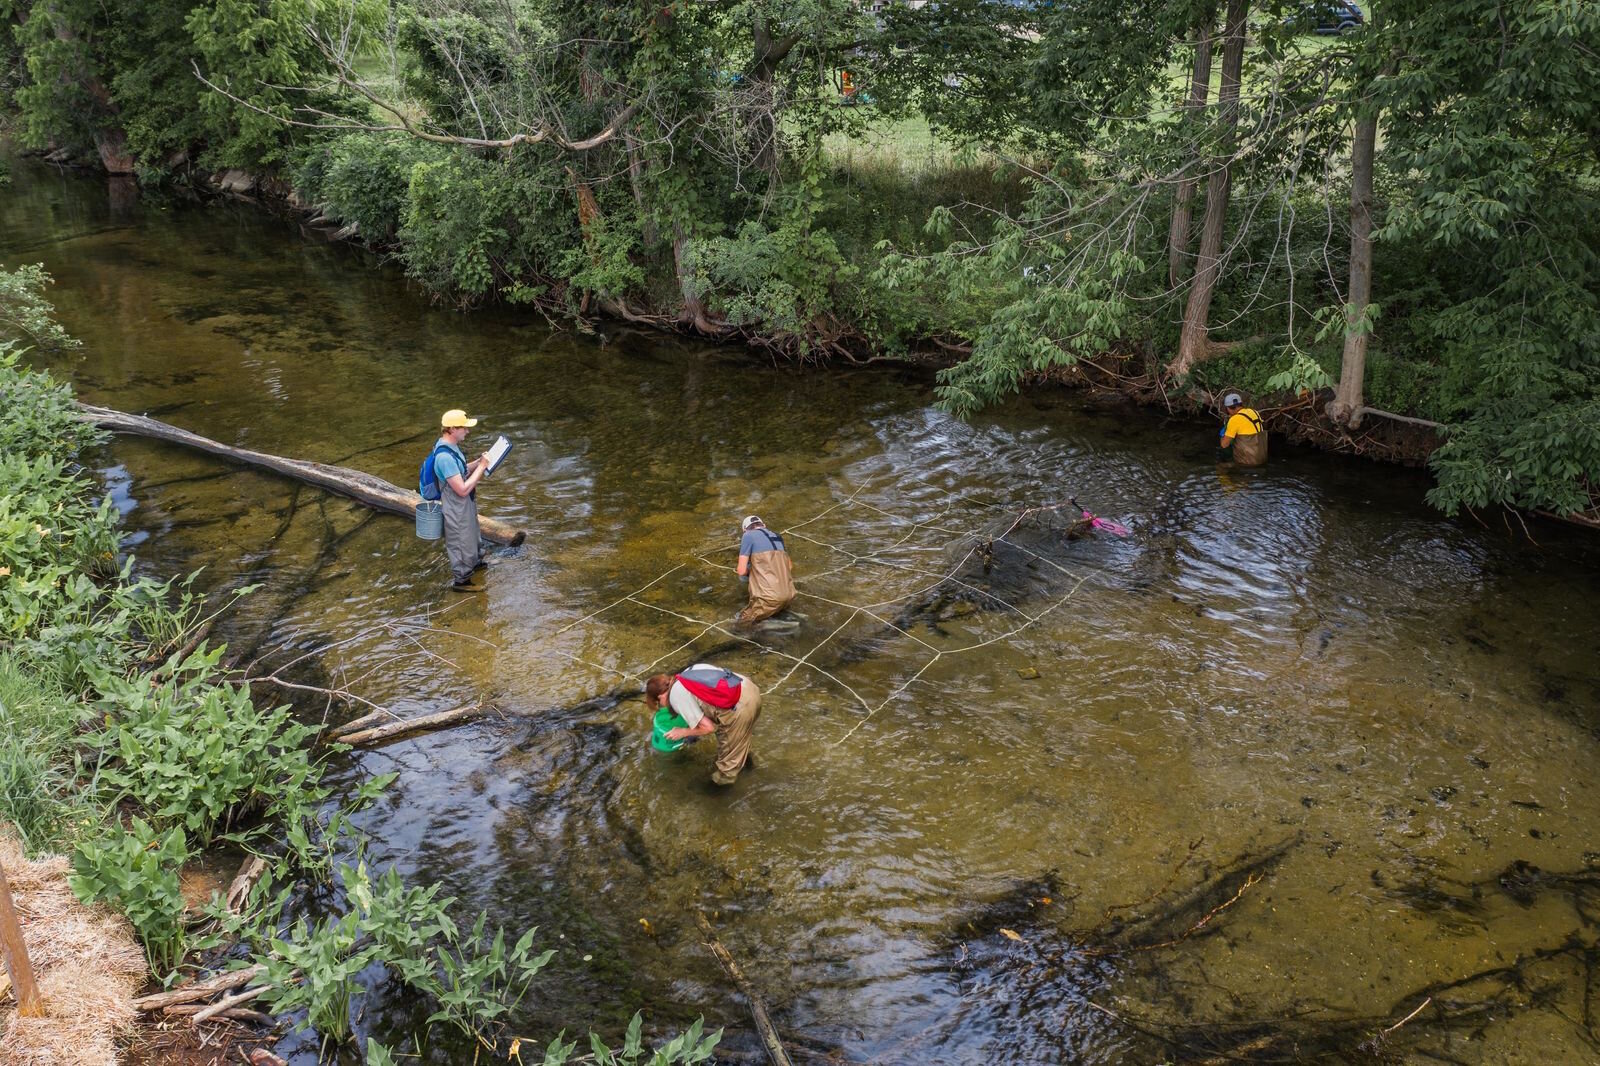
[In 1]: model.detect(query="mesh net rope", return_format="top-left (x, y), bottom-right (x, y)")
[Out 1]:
top-left (538, 487), bottom-right (1116, 746)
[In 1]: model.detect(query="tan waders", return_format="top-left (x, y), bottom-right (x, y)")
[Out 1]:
top-left (705, 675), bottom-right (762, 785)
top-left (738, 549), bottom-right (795, 624)
top-left (1233, 428), bottom-right (1268, 466)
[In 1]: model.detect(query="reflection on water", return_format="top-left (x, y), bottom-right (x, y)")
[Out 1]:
top-left (7, 159), bottom-right (1600, 1064)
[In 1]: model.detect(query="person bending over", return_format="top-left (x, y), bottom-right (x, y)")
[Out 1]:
top-left (735, 515), bottom-right (795, 624)
top-left (644, 664), bottom-right (763, 786)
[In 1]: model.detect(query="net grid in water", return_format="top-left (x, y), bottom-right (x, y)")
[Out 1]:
top-left (537, 486), bottom-right (1118, 745)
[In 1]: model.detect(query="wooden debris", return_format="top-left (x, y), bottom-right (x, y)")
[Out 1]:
top-left (338, 702), bottom-right (490, 746)
top-left (132, 965), bottom-right (263, 1012)
top-left (325, 707), bottom-right (400, 739)
top-left (77, 403), bottom-right (528, 546)
top-left (694, 911), bottom-right (793, 1066)
top-left (225, 856), bottom-right (271, 915)
top-left (191, 985), bottom-right (268, 1024)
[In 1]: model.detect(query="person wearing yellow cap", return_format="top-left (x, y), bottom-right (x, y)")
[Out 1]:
top-left (434, 409), bottom-right (491, 591)
top-left (1217, 391), bottom-right (1268, 467)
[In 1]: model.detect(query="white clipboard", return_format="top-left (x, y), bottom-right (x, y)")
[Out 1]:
top-left (484, 434), bottom-right (513, 476)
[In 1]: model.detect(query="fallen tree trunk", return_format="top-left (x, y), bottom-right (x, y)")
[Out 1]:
top-left (77, 403), bottom-right (528, 546)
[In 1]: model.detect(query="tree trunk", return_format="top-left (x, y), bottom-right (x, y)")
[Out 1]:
top-left (673, 230), bottom-right (729, 335)
top-left (748, 21), bottom-right (802, 177)
top-left (1329, 20), bottom-right (1391, 429)
top-left (624, 133), bottom-right (657, 246)
top-left (1327, 106), bottom-right (1378, 428)
top-left (75, 404), bottom-right (528, 545)
top-left (1167, 22), bottom-right (1214, 290)
top-left (1169, 0), bottom-right (1248, 380)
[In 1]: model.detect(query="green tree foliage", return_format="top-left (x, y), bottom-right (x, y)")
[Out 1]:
top-left (3, 1), bottom-right (1597, 519)
top-left (1374, 0), bottom-right (1600, 515)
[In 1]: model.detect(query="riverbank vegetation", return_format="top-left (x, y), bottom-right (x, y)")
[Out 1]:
top-left (0, 267), bottom-right (719, 1062)
top-left (1, 1), bottom-right (1596, 521)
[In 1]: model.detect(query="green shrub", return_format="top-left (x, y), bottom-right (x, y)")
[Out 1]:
top-left (87, 645), bottom-right (327, 847)
top-left (301, 133), bottom-right (444, 239)
top-left (254, 861), bottom-right (553, 1047)
top-left (69, 817), bottom-right (190, 973)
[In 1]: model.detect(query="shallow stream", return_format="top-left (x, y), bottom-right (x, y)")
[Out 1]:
top-left (6, 161), bottom-right (1600, 1064)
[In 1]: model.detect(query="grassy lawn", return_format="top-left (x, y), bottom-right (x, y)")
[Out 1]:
top-left (822, 109), bottom-right (982, 175)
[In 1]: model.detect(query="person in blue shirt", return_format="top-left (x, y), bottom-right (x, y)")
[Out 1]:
top-left (434, 409), bottom-right (490, 591)
top-left (736, 515), bottom-right (795, 623)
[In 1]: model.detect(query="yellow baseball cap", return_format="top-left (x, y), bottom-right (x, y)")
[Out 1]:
top-left (441, 409), bottom-right (479, 428)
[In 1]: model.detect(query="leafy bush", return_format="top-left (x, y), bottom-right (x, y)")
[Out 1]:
top-left (687, 217), bottom-right (852, 347)
top-left (0, 266), bottom-right (83, 352)
top-left (300, 134), bottom-right (444, 239)
top-left (87, 645), bottom-right (328, 846)
top-left (69, 817), bottom-right (190, 972)
top-left (253, 861), bottom-right (553, 1047)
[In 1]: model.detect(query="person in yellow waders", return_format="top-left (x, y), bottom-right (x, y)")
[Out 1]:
top-left (1218, 392), bottom-right (1268, 466)
top-left (735, 515), bottom-right (795, 624)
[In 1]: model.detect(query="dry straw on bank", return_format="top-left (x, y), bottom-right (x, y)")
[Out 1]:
top-left (0, 826), bottom-right (146, 1066)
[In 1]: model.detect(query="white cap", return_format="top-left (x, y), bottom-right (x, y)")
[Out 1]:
top-left (741, 515), bottom-right (763, 532)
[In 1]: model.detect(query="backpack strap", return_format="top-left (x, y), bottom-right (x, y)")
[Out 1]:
top-left (420, 443), bottom-right (457, 497)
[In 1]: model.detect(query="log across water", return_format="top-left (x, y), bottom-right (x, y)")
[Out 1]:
top-left (77, 403), bottom-right (528, 546)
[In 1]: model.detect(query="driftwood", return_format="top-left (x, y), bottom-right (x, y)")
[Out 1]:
top-left (324, 707), bottom-right (400, 739)
top-left (132, 964), bottom-right (263, 1012)
top-left (336, 702), bottom-right (489, 746)
top-left (695, 912), bottom-right (793, 1066)
top-left (77, 403), bottom-right (527, 546)
top-left (225, 856), bottom-right (271, 915)
top-left (190, 985), bottom-right (268, 1024)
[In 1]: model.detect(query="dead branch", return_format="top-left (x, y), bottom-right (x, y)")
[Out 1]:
top-left (324, 707), bottom-right (405, 739)
top-left (192, 39), bottom-right (641, 154)
top-left (190, 985), bottom-right (269, 1025)
top-left (77, 403), bottom-right (528, 545)
top-left (337, 702), bottom-right (490, 746)
top-left (132, 965), bottom-right (264, 1012)
top-left (695, 911), bottom-right (793, 1066)
top-left (224, 856), bottom-right (271, 915)
top-left (246, 674), bottom-right (391, 719)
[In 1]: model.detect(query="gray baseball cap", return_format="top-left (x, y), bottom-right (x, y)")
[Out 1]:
top-left (1222, 392), bottom-right (1244, 408)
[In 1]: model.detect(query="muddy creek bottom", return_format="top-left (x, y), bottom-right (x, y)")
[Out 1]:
top-left (6, 160), bottom-right (1600, 1064)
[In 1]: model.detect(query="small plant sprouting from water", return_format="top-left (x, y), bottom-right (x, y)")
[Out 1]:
top-left (249, 861), bottom-right (552, 1048)
top-left (244, 861), bottom-right (722, 1063)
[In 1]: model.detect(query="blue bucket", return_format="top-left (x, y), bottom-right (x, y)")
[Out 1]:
top-left (415, 500), bottom-right (443, 540)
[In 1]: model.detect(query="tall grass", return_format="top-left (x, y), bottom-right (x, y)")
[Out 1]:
top-left (0, 653), bottom-right (98, 853)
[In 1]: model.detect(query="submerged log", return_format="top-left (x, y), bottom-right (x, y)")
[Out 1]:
top-left (77, 403), bottom-right (528, 546)
top-left (695, 911), bottom-right (793, 1066)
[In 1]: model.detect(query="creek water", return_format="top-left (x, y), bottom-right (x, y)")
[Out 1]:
top-left (6, 161), bottom-right (1600, 1065)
